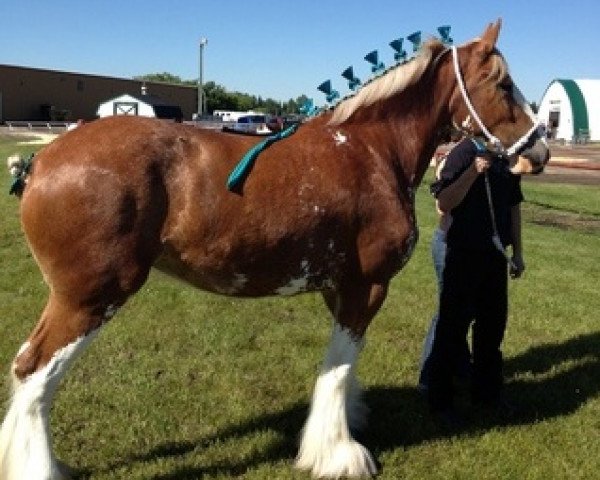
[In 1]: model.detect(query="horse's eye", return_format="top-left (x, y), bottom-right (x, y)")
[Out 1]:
top-left (499, 83), bottom-right (513, 94)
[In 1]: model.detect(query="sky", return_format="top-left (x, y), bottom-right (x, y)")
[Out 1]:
top-left (2, 0), bottom-right (600, 108)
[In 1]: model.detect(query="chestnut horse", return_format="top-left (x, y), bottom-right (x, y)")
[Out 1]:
top-left (1, 20), bottom-right (548, 479)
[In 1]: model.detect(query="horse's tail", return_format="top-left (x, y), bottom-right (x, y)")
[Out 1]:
top-left (7, 153), bottom-right (34, 197)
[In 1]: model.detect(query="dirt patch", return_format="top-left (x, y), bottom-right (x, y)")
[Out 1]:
top-left (0, 130), bottom-right (59, 145)
top-left (522, 203), bottom-right (600, 235)
top-left (524, 166), bottom-right (600, 186)
top-left (550, 143), bottom-right (600, 162)
top-left (12, 132), bottom-right (58, 145)
top-left (0, 132), bottom-right (38, 143)
top-left (524, 143), bottom-right (600, 186)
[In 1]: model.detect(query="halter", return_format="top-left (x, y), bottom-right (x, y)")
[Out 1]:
top-left (450, 46), bottom-right (539, 157)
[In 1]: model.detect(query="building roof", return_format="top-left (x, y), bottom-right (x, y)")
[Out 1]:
top-left (101, 92), bottom-right (175, 106)
top-left (0, 63), bottom-right (195, 91)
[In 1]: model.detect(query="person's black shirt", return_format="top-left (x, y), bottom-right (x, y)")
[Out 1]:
top-left (430, 138), bottom-right (523, 250)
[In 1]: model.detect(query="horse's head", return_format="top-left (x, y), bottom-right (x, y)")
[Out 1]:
top-left (448, 19), bottom-right (550, 174)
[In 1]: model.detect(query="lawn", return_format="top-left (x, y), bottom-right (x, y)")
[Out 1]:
top-left (0, 134), bottom-right (598, 479)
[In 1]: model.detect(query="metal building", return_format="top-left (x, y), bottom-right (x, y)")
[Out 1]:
top-left (537, 79), bottom-right (600, 142)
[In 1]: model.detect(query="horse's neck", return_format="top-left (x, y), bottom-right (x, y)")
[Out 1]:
top-left (356, 79), bottom-right (452, 190)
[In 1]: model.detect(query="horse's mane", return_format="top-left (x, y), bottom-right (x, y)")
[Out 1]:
top-left (328, 38), bottom-right (445, 125)
top-left (486, 47), bottom-right (509, 85)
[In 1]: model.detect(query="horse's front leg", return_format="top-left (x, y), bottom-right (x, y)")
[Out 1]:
top-left (296, 282), bottom-right (388, 478)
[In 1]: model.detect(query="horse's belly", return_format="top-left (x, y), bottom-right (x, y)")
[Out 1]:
top-left (153, 247), bottom-right (336, 298)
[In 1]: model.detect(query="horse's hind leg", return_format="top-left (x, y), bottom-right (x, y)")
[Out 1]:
top-left (0, 294), bottom-right (107, 480)
top-left (296, 283), bottom-right (387, 478)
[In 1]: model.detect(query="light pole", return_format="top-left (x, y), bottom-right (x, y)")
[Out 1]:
top-left (198, 37), bottom-right (208, 118)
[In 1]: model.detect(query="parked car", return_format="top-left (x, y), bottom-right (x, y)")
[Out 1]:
top-left (223, 114), bottom-right (271, 135)
top-left (266, 116), bottom-right (284, 132)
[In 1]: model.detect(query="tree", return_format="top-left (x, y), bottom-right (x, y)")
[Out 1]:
top-left (133, 72), bottom-right (195, 86)
top-left (134, 72), bottom-right (307, 114)
top-left (283, 95), bottom-right (310, 115)
top-left (264, 98), bottom-right (282, 115)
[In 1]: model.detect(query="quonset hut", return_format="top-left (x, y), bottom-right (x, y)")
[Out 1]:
top-left (538, 79), bottom-right (600, 142)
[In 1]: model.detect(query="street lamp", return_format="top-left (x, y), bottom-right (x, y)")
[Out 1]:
top-left (198, 37), bottom-right (208, 118)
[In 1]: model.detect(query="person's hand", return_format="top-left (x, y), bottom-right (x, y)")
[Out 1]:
top-left (472, 156), bottom-right (492, 174)
top-left (509, 254), bottom-right (525, 279)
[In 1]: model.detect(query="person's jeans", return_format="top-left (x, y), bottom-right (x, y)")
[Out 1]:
top-left (418, 228), bottom-right (447, 384)
top-left (427, 247), bottom-right (507, 410)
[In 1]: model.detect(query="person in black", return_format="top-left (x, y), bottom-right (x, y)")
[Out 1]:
top-left (427, 137), bottom-right (525, 420)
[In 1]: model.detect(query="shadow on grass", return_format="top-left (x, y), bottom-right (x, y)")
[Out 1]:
top-left (77, 332), bottom-right (600, 479)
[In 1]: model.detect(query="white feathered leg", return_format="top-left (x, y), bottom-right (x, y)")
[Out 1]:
top-left (296, 323), bottom-right (376, 478)
top-left (0, 331), bottom-right (98, 480)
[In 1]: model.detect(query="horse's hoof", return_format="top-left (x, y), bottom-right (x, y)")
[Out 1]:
top-left (296, 440), bottom-right (378, 478)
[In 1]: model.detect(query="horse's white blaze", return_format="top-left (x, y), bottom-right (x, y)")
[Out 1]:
top-left (296, 323), bottom-right (376, 478)
top-left (0, 330), bottom-right (99, 480)
top-left (513, 84), bottom-right (548, 148)
top-left (512, 84), bottom-right (538, 123)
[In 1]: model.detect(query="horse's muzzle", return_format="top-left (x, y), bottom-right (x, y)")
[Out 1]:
top-left (515, 136), bottom-right (551, 175)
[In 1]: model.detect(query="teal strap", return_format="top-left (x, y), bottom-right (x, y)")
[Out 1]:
top-left (226, 123), bottom-right (299, 191)
top-left (470, 137), bottom-right (487, 154)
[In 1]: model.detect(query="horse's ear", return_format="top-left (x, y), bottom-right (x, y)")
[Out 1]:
top-left (477, 19), bottom-right (502, 56)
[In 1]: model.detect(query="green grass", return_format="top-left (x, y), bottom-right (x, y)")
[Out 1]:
top-left (522, 181), bottom-right (600, 217)
top-left (1, 135), bottom-right (599, 479)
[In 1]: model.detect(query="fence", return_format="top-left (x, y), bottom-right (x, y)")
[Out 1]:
top-left (4, 120), bottom-right (70, 132)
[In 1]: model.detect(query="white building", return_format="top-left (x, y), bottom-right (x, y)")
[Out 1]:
top-left (537, 79), bottom-right (600, 142)
top-left (97, 91), bottom-right (183, 121)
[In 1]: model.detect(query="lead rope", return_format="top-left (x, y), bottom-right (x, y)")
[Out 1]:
top-left (484, 172), bottom-right (516, 270)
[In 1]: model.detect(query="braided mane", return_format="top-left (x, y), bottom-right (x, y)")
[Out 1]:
top-left (329, 38), bottom-right (444, 125)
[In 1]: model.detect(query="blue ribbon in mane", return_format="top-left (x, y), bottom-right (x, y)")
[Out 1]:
top-left (226, 123), bottom-right (299, 191)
